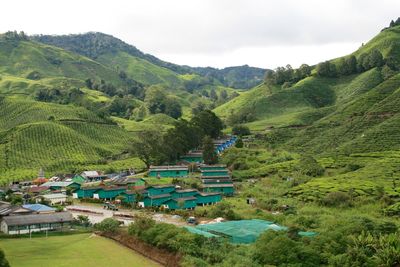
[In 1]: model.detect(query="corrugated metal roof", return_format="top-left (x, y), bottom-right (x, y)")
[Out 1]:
top-left (202, 184), bottom-right (234, 188)
top-left (3, 212), bottom-right (73, 226)
top-left (41, 181), bottom-right (75, 187)
top-left (22, 204), bottom-right (55, 212)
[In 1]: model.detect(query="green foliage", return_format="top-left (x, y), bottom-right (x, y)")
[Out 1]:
top-left (94, 218), bottom-right (120, 233)
top-left (235, 138), bottom-right (244, 148)
top-left (202, 136), bottom-right (218, 165)
top-left (254, 231), bottom-right (321, 267)
top-left (129, 129), bottom-right (166, 168)
top-left (298, 155), bottom-right (324, 177)
top-left (191, 110), bottom-right (224, 138)
top-left (0, 249), bottom-right (9, 267)
top-left (231, 125), bottom-right (251, 136)
top-left (316, 61), bottom-right (337, 77)
top-left (320, 192), bottom-right (353, 207)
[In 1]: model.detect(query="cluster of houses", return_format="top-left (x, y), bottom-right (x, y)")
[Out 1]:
top-left (73, 174), bottom-right (227, 210)
top-left (201, 165), bottom-right (234, 196)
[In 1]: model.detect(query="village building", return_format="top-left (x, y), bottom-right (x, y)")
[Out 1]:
top-left (72, 187), bottom-right (102, 199)
top-left (141, 194), bottom-right (172, 208)
top-left (1, 212), bottom-right (74, 235)
top-left (0, 202), bottom-right (32, 218)
top-left (27, 186), bottom-right (51, 196)
top-left (172, 189), bottom-right (199, 199)
top-left (81, 171), bottom-right (107, 182)
top-left (148, 166), bottom-right (188, 178)
top-left (42, 193), bottom-right (68, 205)
top-left (22, 204), bottom-right (55, 214)
top-left (41, 181), bottom-right (81, 192)
top-left (181, 151), bottom-right (203, 163)
top-left (202, 184), bottom-right (235, 196)
top-left (111, 177), bottom-right (146, 190)
top-left (195, 192), bottom-right (222, 206)
top-left (145, 185), bottom-right (176, 196)
top-left (93, 187), bottom-right (127, 200)
top-left (117, 191), bottom-right (136, 204)
top-left (163, 197), bottom-right (197, 210)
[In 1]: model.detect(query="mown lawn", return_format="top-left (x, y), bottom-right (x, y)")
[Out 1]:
top-left (0, 233), bottom-right (161, 267)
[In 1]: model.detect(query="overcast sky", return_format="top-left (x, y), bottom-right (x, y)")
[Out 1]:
top-left (1, 0), bottom-right (399, 69)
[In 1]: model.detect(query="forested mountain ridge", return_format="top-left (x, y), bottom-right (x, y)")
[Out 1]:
top-left (32, 32), bottom-right (266, 89)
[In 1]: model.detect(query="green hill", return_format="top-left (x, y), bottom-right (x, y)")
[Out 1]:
top-left (32, 32), bottom-right (266, 89)
top-left (216, 25), bottom-right (400, 202)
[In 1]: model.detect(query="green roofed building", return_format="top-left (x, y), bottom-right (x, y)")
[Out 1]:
top-left (141, 194), bottom-right (172, 208)
top-left (72, 187), bottom-right (102, 199)
top-left (163, 197), bottom-right (197, 210)
top-left (202, 184), bottom-right (234, 196)
top-left (181, 151), bottom-right (203, 163)
top-left (145, 185), bottom-right (176, 196)
top-left (201, 169), bottom-right (230, 177)
top-left (118, 191), bottom-right (136, 204)
top-left (200, 165), bottom-right (227, 171)
top-left (93, 187), bottom-right (127, 200)
top-left (172, 189), bottom-right (199, 199)
top-left (195, 192), bottom-right (222, 206)
top-left (148, 165), bottom-right (188, 178)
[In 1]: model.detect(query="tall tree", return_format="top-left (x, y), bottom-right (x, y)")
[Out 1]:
top-left (191, 110), bottom-right (224, 138)
top-left (130, 130), bottom-right (166, 168)
top-left (202, 136), bottom-right (218, 164)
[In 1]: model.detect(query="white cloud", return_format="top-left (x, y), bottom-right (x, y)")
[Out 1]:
top-left (0, 0), bottom-right (398, 68)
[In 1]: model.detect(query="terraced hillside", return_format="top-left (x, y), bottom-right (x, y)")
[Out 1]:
top-left (0, 97), bottom-right (143, 182)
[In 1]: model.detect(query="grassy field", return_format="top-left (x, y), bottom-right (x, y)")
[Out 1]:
top-left (0, 233), bottom-right (161, 267)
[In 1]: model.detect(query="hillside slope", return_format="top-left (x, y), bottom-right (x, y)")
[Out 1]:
top-left (216, 26), bottom-right (400, 155)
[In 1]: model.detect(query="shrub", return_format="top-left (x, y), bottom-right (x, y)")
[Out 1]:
top-left (321, 192), bottom-right (353, 207)
top-left (232, 125), bottom-right (251, 136)
top-left (94, 218), bottom-right (120, 233)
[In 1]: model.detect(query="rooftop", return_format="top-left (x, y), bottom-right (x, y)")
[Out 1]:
top-left (202, 184), bottom-right (234, 188)
top-left (147, 194), bottom-right (171, 199)
top-left (42, 193), bottom-right (67, 199)
top-left (149, 165), bottom-right (188, 171)
top-left (41, 181), bottom-right (76, 187)
top-left (22, 204), bottom-right (55, 212)
top-left (3, 212), bottom-right (74, 226)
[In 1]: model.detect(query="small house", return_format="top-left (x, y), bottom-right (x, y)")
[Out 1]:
top-left (0, 202), bottom-right (32, 218)
top-left (163, 197), bottom-right (197, 210)
top-left (72, 187), bottom-right (102, 199)
top-left (117, 191), bottom-right (136, 204)
top-left (201, 169), bottom-right (230, 177)
top-left (27, 186), bottom-right (50, 196)
top-left (202, 184), bottom-right (235, 196)
top-left (1, 211), bottom-right (74, 235)
top-left (22, 204), bottom-right (56, 214)
top-left (42, 193), bottom-right (68, 205)
top-left (200, 165), bottom-right (227, 171)
top-left (172, 189), bottom-right (199, 199)
top-left (81, 171), bottom-right (107, 182)
top-left (112, 177), bottom-right (146, 190)
top-left (41, 181), bottom-right (81, 191)
top-left (145, 185), bottom-right (176, 196)
top-left (93, 187), bottom-right (127, 200)
top-left (141, 194), bottom-right (171, 208)
top-left (148, 166), bottom-right (188, 178)
top-left (201, 179), bottom-right (232, 184)
top-left (195, 192), bottom-right (222, 206)
top-left (181, 151), bottom-right (203, 163)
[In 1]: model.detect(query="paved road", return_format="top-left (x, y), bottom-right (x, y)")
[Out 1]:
top-left (67, 204), bottom-right (188, 226)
